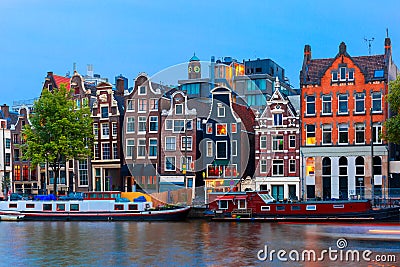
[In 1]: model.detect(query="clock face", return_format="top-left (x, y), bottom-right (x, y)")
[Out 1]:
top-left (194, 66), bottom-right (200, 73)
top-left (188, 66), bottom-right (192, 73)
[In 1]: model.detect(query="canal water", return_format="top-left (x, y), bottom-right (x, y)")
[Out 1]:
top-left (1, 220), bottom-right (399, 266)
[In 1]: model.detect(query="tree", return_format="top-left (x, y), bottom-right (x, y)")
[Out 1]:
top-left (383, 75), bottom-right (400, 144)
top-left (21, 84), bottom-right (93, 196)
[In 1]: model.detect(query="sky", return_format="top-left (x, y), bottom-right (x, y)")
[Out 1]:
top-left (1, 0), bottom-right (400, 107)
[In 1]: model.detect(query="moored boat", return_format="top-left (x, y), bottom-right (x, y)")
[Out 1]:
top-left (0, 191), bottom-right (190, 221)
top-left (0, 211), bottom-right (25, 221)
top-left (206, 191), bottom-right (400, 222)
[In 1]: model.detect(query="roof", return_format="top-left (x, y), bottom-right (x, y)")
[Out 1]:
top-left (53, 75), bottom-right (71, 90)
top-left (232, 103), bottom-right (256, 133)
top-left (189, 54), bottom-right (200, 62)
top-left (302, 54), bottom-right (385, 85)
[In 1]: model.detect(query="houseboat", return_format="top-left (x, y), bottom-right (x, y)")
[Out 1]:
top-left (0, 191), bottom-right (190, 221)
top-left (206, 191), bottom-right (400, 222)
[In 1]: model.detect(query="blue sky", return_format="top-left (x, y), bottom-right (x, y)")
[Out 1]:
top-left (1, 0), bottom-right (399, 107)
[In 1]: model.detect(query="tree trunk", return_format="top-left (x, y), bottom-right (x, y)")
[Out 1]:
top-left (52, 161), bottom-right (59, 198)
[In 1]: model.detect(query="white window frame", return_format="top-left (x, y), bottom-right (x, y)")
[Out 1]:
top-left (206, 141), bottom-right (213, 157)
top-left (355, 123), bottom-right (365, 144)
top-left (102, 143), bottom-right (110, 160)
top-left (165, 136), bottom-right (176, 151)
top-left (165, 119), bottom-right (173, 130)
top-left (231, 123), bottom-right (237, 133)
top-left (138, 116), bottom-right (146, 133)
top-left (372, 92), bottom-right (382, 113)
top-left (173, 119), bottom-right (185, 133)
top-left (272, 159), bottom-right (284, 176)
top-left (289, 159), bottom-right (296, 173)
top-left (373, 123), bottom-right (382, 144)
top-left (149, 116), bottom-right (158, 133)
top-left (216, 140), bottom-right (228, 159)
top-left (322, 124), bottom-right (332, 145)
top-left (273, 113), bottom-right (283, 126)
top-left (150, 98), bottom-right (158, 111)
top-left (127, 99), bottom-right (135, 111)
top-left (218, 200), bottom-right (229, 210)
top-left (180, 156), bottom-right (193, 171)
top-left (93, 123), bottom-right (98, 139)
top-left (101, 123), bottom-right (109, 138)
top-left (272, 135), bottom-right (284, 151)
top-left (217, 106), bottom-right (225, 117)
top-left (126, 117), bottom-right (135, 133)
top-left (332, 71), bottom-right (338, 82)
top-left (138, 86), bottom-right (146, 95)
top-left (138, 99), bottom-right (147, 113)
top-left (338, 94), bottom-right (348, 114)
top-left (112, 122), bottom-right (117, 136)
top-left (149, 138), bottom-right (158, 158)
top-left (216, 123), bottom-right (227, 136)
top-left (181, 136), bottom-right (193, 151)
top-left (322, 95), bottom-right (332, 115)
top-left (206, 123), bottom-right (213, 134)
top-left (231, 140), bottom-right (237, 157)
top-left (306, 95), bottom-right (315, 115)
top-left (260, 159), bottom-right (267, 173)
top-left (112, 142), bottom-right (118, 159)
top-left (165, 156), bottom-right (176, 171)
top-left (355, 93), bottom-right (365, 114)
top-left (126, 139), bottom-right (135, 159)
top-left (237, 199), bottom-right (246, 210)
top-left (137, 138), bottom-right (146, 158)
top-left (260, 135), bottom-right (267, 149)
top-left (175, 104), bottom-right (183, 115)
top-left (348, 69), bottom-right (354, 81)
top-left (186, 119), bottom-right (193, 130)
top-left (338, 123), bottom-right (349, 144)
top-left (340, 67), bottom-right (346, 81)
top-left (289, 135), bottom-right (296, 148)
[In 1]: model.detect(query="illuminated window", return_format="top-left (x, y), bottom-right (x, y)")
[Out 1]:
top-left (216, 123), bottom-right (227, 136)
top-left (206, 123), bottom-right (213, 134)
top-left (306, 157), bottom-right (315, 176)
top-left (14, 165), bottom-right (21, 181)
top-left (306, 125), bottom-right (316, 145)
top-left (231, 123), bottom-right (237, 133)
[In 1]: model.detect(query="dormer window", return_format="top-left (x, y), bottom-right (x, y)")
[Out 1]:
top-left (348, 70), bottom-right (354, 81)
top-left (340, 67), bottom-right (346, 81)
top-left (139, 86), bottom-right (146, 95)
top-left (273, 114), bottom-right (283, 126)
top-left (332, 71), bottom-right (338, 81)
top-left (175, 104), bottom-right (183, 115)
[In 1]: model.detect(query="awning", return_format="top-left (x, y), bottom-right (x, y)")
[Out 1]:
top-left (216, 195), bottom-right (235, 200)
top-left (234, 195), bottom-right (247, 200)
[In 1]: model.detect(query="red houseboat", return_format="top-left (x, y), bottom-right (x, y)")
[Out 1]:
top-left (207, 191), bottom-right (400, 222)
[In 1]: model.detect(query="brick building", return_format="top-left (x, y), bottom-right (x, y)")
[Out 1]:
top-left (300, 39), bottom-right (398, 200)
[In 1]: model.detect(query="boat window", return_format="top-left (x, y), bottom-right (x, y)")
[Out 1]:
top-left (237, 199), bottom-right (246, 209)
top-left (70, 204), bottom-right (79, 211)
top-left (98, 194), bottom-right (103, 199)
top-left (128, 204), bottom-right (138, 211)
top-left (306, 205), bottom-right (316, 211)
top-left (57, 204), bottom-right (65, 211)
top-left (26, 203), bottom-right (35, 209)
top-left (9, 203), bottom-right (17, 208)
top-left (291, 206), bottom-right (301, 211)
top-left (91, 193), bottom-right (97, 198)
top-left (261, 206), bottom-right (270, 211)
top-left (218, 200), bottom-right (228, 209)
top-left (43, 204), bottom-right (52, 211)
top-left (333, 204), bottom-right (344, 209)
top-left (114, 204), bottom-right (124, 210)
top-left (276, 206), bottom-right (285, 211)
top-left (104, 193), bottom-right (110, 198)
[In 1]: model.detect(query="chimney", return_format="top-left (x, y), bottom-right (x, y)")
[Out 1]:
top-left (304, 45), bottom-right (311, 63)
top-left (116, 77), bottom-right (125, 96)
top-left (339, 42), bottom-right (347, 55)
top-left (1, 104), bottom-right (10, 118)
top-left (385, 37), bottom-right (391, 57)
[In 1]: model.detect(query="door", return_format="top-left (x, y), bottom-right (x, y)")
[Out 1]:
top-left (271, 185), bottom-right (284, 201)
top-left (288, 185), bottom-right (297, 200)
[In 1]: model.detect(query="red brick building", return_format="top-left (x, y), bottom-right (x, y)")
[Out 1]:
top-left (300, 39), bottom-right (398, 200)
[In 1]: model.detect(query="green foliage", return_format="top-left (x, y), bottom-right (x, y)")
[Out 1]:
top-left (21, 84), bottom-right (93, 182)
top-left (384, 75), bottom-right (400, 144)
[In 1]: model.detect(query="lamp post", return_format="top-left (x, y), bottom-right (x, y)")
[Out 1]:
top-left (370, 108), bottom-right (375, 204)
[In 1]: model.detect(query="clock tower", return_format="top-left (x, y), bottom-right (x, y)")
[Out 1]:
top-left (188, 53), bottom-right (201, 79)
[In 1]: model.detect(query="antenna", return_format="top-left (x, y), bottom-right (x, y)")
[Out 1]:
top-left (364, 37), bottom-right (375, 55)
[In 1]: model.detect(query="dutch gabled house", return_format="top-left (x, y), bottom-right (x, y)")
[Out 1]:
top-left (0, 105), bottom-right (13, 198)
top-left (254, 78), bottom-right (300, 200)
top-left (91, 81), bottom-right (124, 191)
top-left (300, 38), bottom-right (398, 201)
top-left (159, 89), bottom-right (197, 192)
top-left (123, 73), bottom-right (165, 193)
top-left (200, 86), bottom-right (255, 201)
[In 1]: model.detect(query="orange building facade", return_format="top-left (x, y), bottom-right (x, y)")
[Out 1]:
top-left (300, 39), bottom-right (398, 200)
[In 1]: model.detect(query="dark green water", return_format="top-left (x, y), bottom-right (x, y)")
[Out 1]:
top-left (1, 220), bottom-right (399, 266)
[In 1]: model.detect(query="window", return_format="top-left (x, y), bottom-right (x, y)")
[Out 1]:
top-left (137, 139), bottom-right (146, 157)
top-left (129, 204), bottom-right (138, 210)
top-left (114, 204), bottom-right (124, 211)
top-left (175, 104), bottom-right (183, 115)
top-left (219, 200), bottom-right (229, 210)
top-left (182, 83), bottom-right (200, 95)
top-left (218, 106), bottom-right (225, 117)
top-left (339, 157), bottom-right (347, 176)
top-left (70, 204), bottom-right (79, 211)
top-left (173, 120), bottom-right (185, 133)
top-left (181, 136), bottom-right (192, 151)
top-left (355, 123), bottom-right (365, 144)
top-left (289, 159), bottom-right (296, 173)
top-left (165, 157), bottom-right (176, 171)
top-left (102, 143), bottom-right (110, 159)
top-left (332, 71), bottom-right (338, 81)
top-left (306, 95), bottom-right (315, 115)
top-left (238, 199), bottom-right (246, 210)
top-left (79, 160), bottom-right (88, 186)
top-left (139, 86), bottom-right (146, 95)
top-left (150, 99), bottom-right (158, 111)
top-left (94, 143), bottom-right (100, 160)
top-left (101, 106), bottom-right (109, 118)
top-left (231, 140), bottom-right (237, 156)
top-left (186, 120), bottom-right (193, 130)
top-left (216, 123), bottom-right (227, 136)
top-left (127, 99), bottom-right (135, 111)
top-left (373, 123), bottom-right (382, 144)
top-left (216, 141), bottom-right (227, 159)
top-left (273, 114), bottom-right (283, 126)
top-left (338, 124), bottom-right (348, 144)
top-left (246, 95), bottom-right (266, 106)
top-left (272, 135), bottom-right (284, 151)
top-left (43, 204), bottom-right (52, 211)
top-left (180, 156), bottom-right (192, 171)
top-left (247, 79), bottom-right (266, 91)
top-left (22, 165), bottom-right (29, 180)
top-left (306, 125), bottom-right (316, 145)
top-left (138, 99), bottom-right (147, 112)
top-left (113, 142), bottom-right (118, 159)
top-left (149, 116), bottom-right (158, 132)
top-left (165, 119), bottom-right (173, 130)
top-left (260, 159), bottom-right (267, 173)
top-left (14, 166), bottom-right (20, 180)
top-left (149, 139), bottom-right (157, 157)
top-left (338, 94), bottom-right (348, 114)
top-left (272, 159), bottom-right (284, 176)
top-left (372, 92), bottom-right (382, 112)
top-left (355, 93), bottom-right (365, 113)
top-left (5, 138), bottom-right (11, 149)
top-left (348, 70), bottom-right (354, 81)
top-left (126, 139), bottom-right (135, 158)
top-left (112, 122), bottom-right (117, 136)
top-left (322, 124), bottom-right (332, 145)
top-left (206, 123), bottom-right (213, 134)
top-left (374, 69), bottom-right (384, 78)
top-left (322, 95), bottom-right (332, 114)
top-left (206, 141), bottom-right (213, 157)
top-left (101, 123), bottom-right (109, 138)
top-left (165, 137), bottom-right (176, 151)
top-left (231, 123), bottom-right (237, 133)
top-left (14, 149), bottom-right (20, 162)
top-left (340, 67), bottom-right (346, 81)
top-left (127, 117), bottom-right (135, 133)
top-left (289, 135), bottom-right (296, 148)
top-left (93, 123), bottom-right (98, 138)
top-left (260, 136), bottom-right (267, 149)
top-left (5, 153), bottom-right (10, 166)
top-left (138, 116), bottom-right (146, 132)
top-left (373, 156), bottom-right (382, 175)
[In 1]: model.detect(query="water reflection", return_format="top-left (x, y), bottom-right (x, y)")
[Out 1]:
top-left (1, 221), bottom-right (398, 266)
